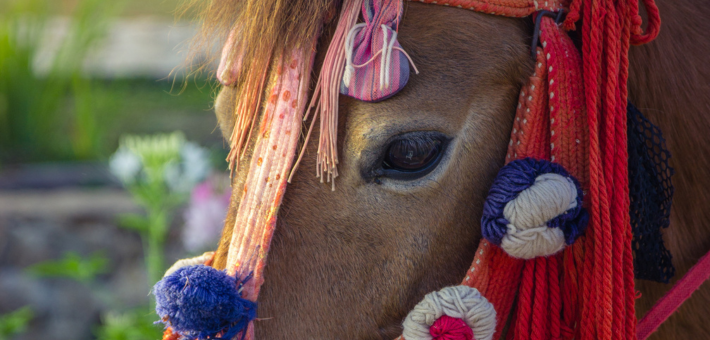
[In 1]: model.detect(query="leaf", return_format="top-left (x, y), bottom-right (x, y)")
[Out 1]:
top-left (117, 213), bottom-right (149, 233)
top-left (0, 306), bottom-right (33, 339)
top-left (94, 306), bottom-right (163, 340)
top-left (26, 251), bottom-right (109, 283)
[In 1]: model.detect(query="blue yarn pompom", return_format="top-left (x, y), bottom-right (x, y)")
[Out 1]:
top-left (153, 265), bottom-right (257, 340)
top-left (481, 158), bottom-right (588, 247)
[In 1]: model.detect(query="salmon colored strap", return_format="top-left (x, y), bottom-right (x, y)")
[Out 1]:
top-left (636, 250), bottom-right (710, 340)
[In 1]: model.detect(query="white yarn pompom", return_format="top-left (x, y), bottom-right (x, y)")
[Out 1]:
top-left (500, 173), bottom-right (578, 259)
top-left (402, 285), bottom-right (496, 340)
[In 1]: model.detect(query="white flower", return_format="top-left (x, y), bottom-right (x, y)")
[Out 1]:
top-left (181, 142), bottom-right (211, 186)
top-left (164, 142), bottom-right (211, 193)
top-left (124, 132), bottom-right (183, 171)
top-left (112, 131), bottom-right (212, 194)
top-left (109, 147), bottom-right (142, 184)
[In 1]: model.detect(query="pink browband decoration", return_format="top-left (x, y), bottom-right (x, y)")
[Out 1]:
top-left (340, 0), bottom-right (417, 102)
top-left (224, 47), bottom-right (316, 340)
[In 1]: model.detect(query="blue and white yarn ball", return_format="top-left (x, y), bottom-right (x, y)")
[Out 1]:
top-left (153, 265), bottom-right (257, 340)
top-left (481, 158), bottom-right (588, 259)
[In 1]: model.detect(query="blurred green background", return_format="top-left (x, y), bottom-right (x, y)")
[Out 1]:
top-left (0, 1), bottom-right (230, 339)
top-left (0, 0), bottom-right (221, 166)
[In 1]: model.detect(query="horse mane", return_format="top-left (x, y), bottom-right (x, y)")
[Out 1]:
top-left (178, 0), bottom-right (337, 175)
top-left (180, 0), bottom-right (336, 70)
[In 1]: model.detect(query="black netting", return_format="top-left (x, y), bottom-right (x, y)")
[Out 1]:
top-left (627, 102), bottom-right (675, 283)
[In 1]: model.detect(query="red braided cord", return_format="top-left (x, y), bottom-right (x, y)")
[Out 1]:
top-left (510, 45), bottom-right (549, 340)
top-left (515, 262), bottom-right (535, 340)
top-left (617, 2), bottom-right (639, 339)
top-left (562, 0), bottom-right (581, 31)
top-left (460, 241), bottom-right (524, 339)
top-left (531, 258), bottom-right (549, 340)
top-left (631, 0), bottom-right (661, 45)
top-left (548, 255), bottom-right (562, 340)
top-left (396, 2), bottom-right (662, 340)
top-left (486, 247), bottom-right (524, 337)
top-left (561, 245), bottom-right (584, 339)
top-left (581, 1), bottom-right (612, 339)
top-left (601, 2), bottom-right (624, 339)
top-left (579, 225), bottom-right (596, 339)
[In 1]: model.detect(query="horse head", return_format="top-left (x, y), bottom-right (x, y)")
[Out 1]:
top-left (211, 4), bottom-right (531, 338)
top-left (155, 0), bottom-right (710, 339)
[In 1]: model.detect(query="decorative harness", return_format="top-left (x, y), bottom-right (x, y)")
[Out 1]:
top-left (152, 1), bottom-right (710, 340)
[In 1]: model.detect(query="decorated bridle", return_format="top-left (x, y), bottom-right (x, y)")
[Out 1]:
top-left (151, 0), bottom-right (708, 339)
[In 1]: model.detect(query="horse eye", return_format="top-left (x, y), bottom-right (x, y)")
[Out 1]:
top-left (381, 134), bottom-right (447, 180)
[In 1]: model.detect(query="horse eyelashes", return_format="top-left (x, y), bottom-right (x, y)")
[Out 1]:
top-left (380, 133), bottom-right (448, 180)
top-left (385, 137), bottom-right (440, 169)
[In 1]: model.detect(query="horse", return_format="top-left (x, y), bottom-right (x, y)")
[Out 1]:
top-left (199, 1), bottom-right (710, 339)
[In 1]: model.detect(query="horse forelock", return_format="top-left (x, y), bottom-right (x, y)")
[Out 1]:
top-left (182, 0), bottom-right (338, 172)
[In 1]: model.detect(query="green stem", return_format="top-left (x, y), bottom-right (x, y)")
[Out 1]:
top-left (145, 209), bottom-right (167, 285)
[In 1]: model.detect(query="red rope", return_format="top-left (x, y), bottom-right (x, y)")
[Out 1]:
top-left (548, 255), bottom-right (562, 340)
top-left (631, 0), bottom-right (661, 45)
top-left (531, 258), bottom-right (549, 340)
top-left (515, 262), bottom-right (535, 340)
top-left (397, 1), bottom-right (662, 340)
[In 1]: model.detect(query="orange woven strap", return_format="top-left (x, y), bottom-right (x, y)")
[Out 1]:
top-left (407, 0), bottom-right (564, 17)
top-left (450, 47), bottom-right (551, 340)
top-left (462, 242), bottom-right (524, 337)
top-left (506, 47), bottom-right (549, 162)
top-left (162, 328), bottom-right (180, 340)
top-left (460, 17), bottom-right (587, 340)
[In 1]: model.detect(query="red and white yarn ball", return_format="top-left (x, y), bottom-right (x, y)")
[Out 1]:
top-left (402, 285), bottom-right (496, 340)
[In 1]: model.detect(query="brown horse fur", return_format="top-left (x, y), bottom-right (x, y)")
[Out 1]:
top-left (206, 1), bottom-right (710, 339)
top-left (628, 0), bottom-right (710, 338)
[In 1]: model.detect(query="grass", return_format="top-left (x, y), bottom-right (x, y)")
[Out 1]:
top-left (96, 78), bottom-right (222, 153)
top-left (19, 0), bottom-right (192, 18)
top-left (1, 77), bottom-right (220, 165)
top-left (0, 0), bottom-right (120, 164)
top-left (0, 0), bottom-right (220, 166)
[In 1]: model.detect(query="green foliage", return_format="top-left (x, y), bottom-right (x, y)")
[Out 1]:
top-left (24, 133), bottom-right (211, 338)
top-left (94, 306), bottom-right (163, 340)
top-left (111, 132), bottom-right (210, 284)
top-left (0, 0), bottom-right (122, 163)
top-left (0, 306), bottom-right (33, 340)
top-left (0, 0), bottom-right (215, 165)
top-left (27, 252), bottom-right (109, 284)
